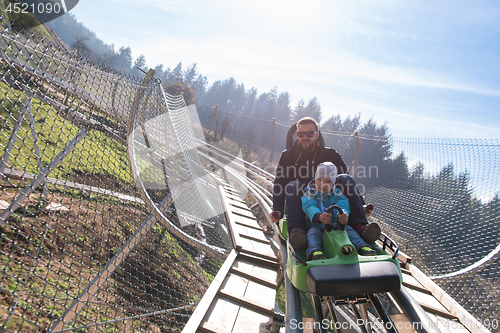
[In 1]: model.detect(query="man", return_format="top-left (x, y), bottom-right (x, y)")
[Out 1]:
top-left (269, 117), bottom-right (380, 251)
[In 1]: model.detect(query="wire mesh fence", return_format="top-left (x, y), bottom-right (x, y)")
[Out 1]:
top-left (357, 136), bottom-right (500, 326)
top-left (0, 22), bottom-right (231, 332)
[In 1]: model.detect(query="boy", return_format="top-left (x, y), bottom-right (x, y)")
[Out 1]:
top-left (301, 162), bottom-right (377, 260)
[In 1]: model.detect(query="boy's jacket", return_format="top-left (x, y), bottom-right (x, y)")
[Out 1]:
top-left (272, 140), bottom-right (347, 214)
top-left (301, 179), bottom-right (350, 230)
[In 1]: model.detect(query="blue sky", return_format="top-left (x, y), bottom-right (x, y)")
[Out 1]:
top-left (67, 0), bottom-right (500, 139)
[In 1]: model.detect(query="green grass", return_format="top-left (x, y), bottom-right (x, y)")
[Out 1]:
top-left (0, 1), bottom-right (52, 40)
top-left (0, 82), bottom-right (133, 186)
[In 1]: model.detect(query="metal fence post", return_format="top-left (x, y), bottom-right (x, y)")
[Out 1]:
top-left (49, 194), bottom-right (173, 332)
top-left (0, 97), bottom-right (30, 177)
top-left (26, 98), bottom-right (48, 197)
top-left (0, 128), bottom-right (88, 222)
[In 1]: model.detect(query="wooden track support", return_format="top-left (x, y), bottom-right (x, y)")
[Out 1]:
top-left (182, 180), bottom-right (283, 333)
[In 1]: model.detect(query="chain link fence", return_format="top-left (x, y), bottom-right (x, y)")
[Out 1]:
top-left (0, 21), bottom-right (232, 332)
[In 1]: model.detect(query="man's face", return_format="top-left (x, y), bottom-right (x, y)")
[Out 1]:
top-left (297, 123), bottom-right (318, 152)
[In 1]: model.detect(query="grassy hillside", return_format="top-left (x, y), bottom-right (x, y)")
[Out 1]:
top-left (0, 0), bottom-right (52, 40)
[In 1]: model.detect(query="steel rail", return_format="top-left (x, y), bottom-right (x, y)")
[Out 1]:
top-left (196, 142), bottom-right (274, 195)
top-left (194, 138), bottom-right (276, 181)
top-left (431, 242), bottom-right (500, 280)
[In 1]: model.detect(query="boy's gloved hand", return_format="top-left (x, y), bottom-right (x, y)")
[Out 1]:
top-left (364, 204), bottom-right (374, 218)
top-left (319, 212), bottom-right (332, 224)
top-left (337, 212), bottom-right (348, 225)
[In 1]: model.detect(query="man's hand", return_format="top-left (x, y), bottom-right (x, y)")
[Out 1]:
top-left (337, 212), bottom-right (348, 224)
top-left (319, 212), bottom-right (332, 224)
top-left (364, 204), bottom-right (373, 218)
top-left (269, 211), bottom-right (282, 223)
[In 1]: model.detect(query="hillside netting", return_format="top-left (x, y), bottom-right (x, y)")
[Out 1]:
top-left (0, 22), bottom-right (231, 332)
top-left (352, 135), bottom-right (500, 326)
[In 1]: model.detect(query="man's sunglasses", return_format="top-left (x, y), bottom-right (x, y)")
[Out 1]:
top-left (297, 131), bottom-right (317, 138)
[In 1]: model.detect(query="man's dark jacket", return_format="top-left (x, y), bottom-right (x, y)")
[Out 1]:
top-left (272, 140), bottom-right (348, 214)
